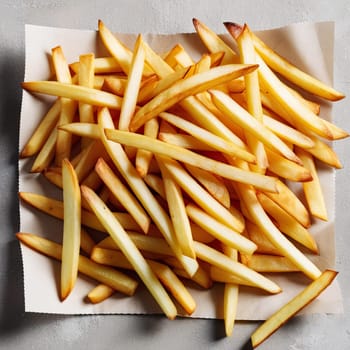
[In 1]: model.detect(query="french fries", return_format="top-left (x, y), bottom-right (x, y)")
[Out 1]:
top-left (19, 19), bottom-right (346, 347)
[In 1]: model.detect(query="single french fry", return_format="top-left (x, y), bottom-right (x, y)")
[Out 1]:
top-left (241, 253), bottom-right (299, 273)
top-left (130, 63), bottom-right (258, 131)
top-left (118, 34), bottom-right (145, 130)
top-left (105, 129), bottom-right (278, 192)
top-left (158, 161), bottom-right (195, 258)
top-left (87, 284), bottom-right (115, 304)
top-left (78, 53), bottom-right (95, 148)
top-left (221, 244), bottom-right (239, 337)
top-left (81, 185), bottom-right (178, 320)
top-left (22, 81), bottom-right (123, 109)
top-left (16, 233), bottom-right (138, 296)
top-left (135, 118), bottom-right (159, 177)
top-left (148, 260), bottom-right (196, 315)
top-left (20, 99), bottom-right (61, 158)
top-left (95, 157), bottom-right (151, 233)
top-left (30, 123), bottom-right (58, 173)
top-left (60, 159), bottom-right (81, 300)
top-left (186, 204), bottom-right (256, 254)
top-left (251, 270), bottom-right (338, 348)
top-left (59, 122), bottom-right (100, 140)
top-left (265, 148), bottom-right (312, 182)
top-left (159, 132), bottom-right (216, 151)
top-left (70, 56), bottom-right (123, 75)
top-left (102, 76), bottom-right (128, 96)
top-left (295, 147), bottom-right (328, 221)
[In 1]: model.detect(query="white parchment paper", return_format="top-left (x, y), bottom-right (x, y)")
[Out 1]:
top-left (18, 22), bottom-right (343, 320)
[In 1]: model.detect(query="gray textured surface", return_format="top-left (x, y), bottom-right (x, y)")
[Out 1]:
top-left (0, 1), bottom-right (349, 349)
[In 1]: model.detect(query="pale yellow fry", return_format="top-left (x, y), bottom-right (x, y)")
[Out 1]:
top-left (210, 89), bottom-right (301, 164)
top-left (118, 34), bottom-right (145, 130)
top-left (142, 38), bottom-right (174, 78)
top-left (55, 97), bottom-right (77, 165)
top-left (95, 157), bottom-right (151, 233)
top-left (103, 76), bottom-right (128, 96)
top-left (222, 245), bottom-right (239, 337)
top-left (105, 129), bottom-right (277, 192)
top-left (20, 99), bottom-right (61, 158)
top-left (186, 204), bottom-right (256, 254)
top-left (130, 63), bottom-right (258, 131)
top-left (78, 53), bottom-right (95, 148)
top-left (79, 227), bottom-right (96, 256)
top-left (98, 107), bottom-right (198, 277)
top-left (163, 43), bottom-right (191, 68)
top-left (30, 123), bottom-right (57, 173)
top-left (185, 163), bottom-right (231, 209)
top-left (159, 132), bottom-right (216, 151)
top-left (192, 18), bottom-right (239, 64)
top-left (148, 260), bottom-right (196, 315)
top-left (135, 118), bottom-right (159, 177)
top-left (249, 28), bottom-right (345, 101)
top-left (296, 147), bottom-right (328, 221)
top-left (235, 182), bottom-right (321, 280)
top-left (210, 266), bottom-right (255, 287)
top-left (70, 57), bottom-right (123, 75)
top-left (61, 158), bottom-right (81, 300)
top-left (143, 173), bottom-right (166, 198)
top-left (159, 161), bottom-right (196, 259)
top-left (251, 270), bottom-right (338, 348)
top-left (51, 46), bottom-right (76, 165)
top-left (158, 111), bottom-right (255, 163)
top-left (16, 233), bottom-right (138, 296)
top-left (193, 241), bottom-right (281, 294)
top-left (81, 185), bottom-right (178, 320)
top-left (22, 81), bottom-right (122, 109)
top-left (262, 113), bottom-right (315, 149)
top-left (262, 178), bottom-right (311, 228)
top-left (257, 192), bottom-right (318, 253)
top-left (87, 284), bottom-right (115, 304)
top-left (265, 148), bottom-right (312, 182)
top-left (97, 20), bottom-right (133, 75)
top-left (59, 122), bottom-right (100, 140)
top-left (241, 254), bottom-right (299, 273)
top-left (156, 156), bottom-right (246, 233)
top-left (230, 23), bottom-right (268, 172)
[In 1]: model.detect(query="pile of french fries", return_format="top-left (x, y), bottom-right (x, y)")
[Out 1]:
top-left (18, 19), bottom-right (346, 347)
